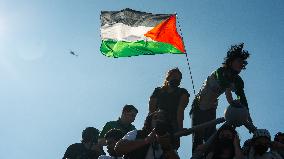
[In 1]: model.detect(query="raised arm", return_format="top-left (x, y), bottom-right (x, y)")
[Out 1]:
top-left (234, 76), bottom-right (248, 108)
top-left (234, 76), bottom-right (252, 123)
top-left (225, 88), bottom-right (234, 105)
top-left (115, 138), bottom-right (149, 154)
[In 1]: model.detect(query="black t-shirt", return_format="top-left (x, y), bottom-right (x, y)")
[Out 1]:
top-left (62, 143), bottom-right (100, 159)
top-left (150, 87), bottom-right (189, 124)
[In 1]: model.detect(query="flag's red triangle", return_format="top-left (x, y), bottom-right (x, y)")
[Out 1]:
top-left (144, 15), bottom-right (185, 53)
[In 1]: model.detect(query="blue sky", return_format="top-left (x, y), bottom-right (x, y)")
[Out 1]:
top-left (0, 0), bottom-right (283, 159)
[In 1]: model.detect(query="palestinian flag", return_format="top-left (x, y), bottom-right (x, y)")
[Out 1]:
top-left (100, 8), bottom-right (186, 58)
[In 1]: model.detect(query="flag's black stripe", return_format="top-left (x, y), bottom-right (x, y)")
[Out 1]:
top-left (101, 8), bottom-right (172, 27)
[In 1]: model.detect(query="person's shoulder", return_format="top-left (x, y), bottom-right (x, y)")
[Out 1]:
top-left (211, 67), bottom-right (225, 77)
top-left (178, 87), bottom-right (190, 96)
top-left (154, 87), bottom-right (162, 92)
top-left (64, 143), bottom-right (83, 156)
top-left (67, 143), bottom-right (82, 149)
top-left (105, 120), bottom-right (118, 126)
top-left (215, 67), bottom-right (224, 72)
top-left (179, 87), bottom-right (188, 92)
top-left (100, 121), bottom-right (118, 137)
top-left (150, 87), bottom-right (163, 98)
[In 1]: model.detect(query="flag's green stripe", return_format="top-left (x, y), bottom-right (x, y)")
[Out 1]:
top-left (100, 40), bottom-right (183, 58)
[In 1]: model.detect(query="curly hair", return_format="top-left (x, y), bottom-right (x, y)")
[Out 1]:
top-left (142, 110), bottom-right (171, 134)
top-left (223, 43), bottom-right (250, 69)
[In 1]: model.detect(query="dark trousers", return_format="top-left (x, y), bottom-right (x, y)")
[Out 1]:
top-left (191, 102), bottom-right (216, 153)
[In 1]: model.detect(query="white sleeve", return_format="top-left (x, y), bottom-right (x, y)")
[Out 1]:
top-left (122, 130), bottom-right (138, 141)
top-left (98, 155), bottom-right (111, 159)
top-left (98, 155), bottom-right (105, 159)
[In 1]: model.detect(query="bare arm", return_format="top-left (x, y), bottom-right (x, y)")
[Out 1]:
top-left (177, 94), bottom-right (189, 129)
top-left (115, 139), bottom-right (149, 154)
top-left (225, 88), bottom-right (234, 105)
top-left (115, 131), bottom-right (155, 155)
top-left (227, 85), bottom-right (252, 123)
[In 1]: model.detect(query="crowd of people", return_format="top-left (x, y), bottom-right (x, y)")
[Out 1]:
top-left (62, 43), bottom-right (284, 159)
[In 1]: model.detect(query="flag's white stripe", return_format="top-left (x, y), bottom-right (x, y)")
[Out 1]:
top-left (101, 23), bottom-right (154, 42)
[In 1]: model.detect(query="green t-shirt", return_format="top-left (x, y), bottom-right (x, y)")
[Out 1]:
top-left (99, 118), bottom-right (136, 138)
top-left (214, 67), bottom-right (248, 108)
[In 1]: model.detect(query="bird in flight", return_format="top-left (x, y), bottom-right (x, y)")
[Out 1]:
top-left (70, 51), bottom-right (78, 57)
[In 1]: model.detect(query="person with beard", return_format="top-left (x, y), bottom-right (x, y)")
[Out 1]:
top-left (98, 129), bottom-right (125, 159)
top-left (115, 110), bottom-right (180, 159)
top-left (247, 129), bottom-right (282, 159)
top-left (149, 68), bottom-right (190, 149)
top-left (191, 43), bottom-right (252, 152)
top-left (63, 127), bottom-right (104, 159)
top-left (205, 124), bottom-right (244, 159)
